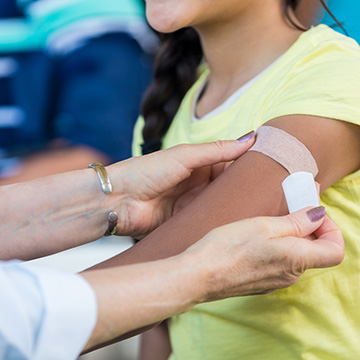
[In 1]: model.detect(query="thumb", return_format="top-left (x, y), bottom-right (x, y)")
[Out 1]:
top-left (169, 133), bottom-right (255, 170)
top-left (286, 215), bottom-right (344, 271)
top-left (307, 216), bottom-right (345, 268)
top-left (266, 207), bottom-right (344, 271)
top-left (266, 206), bottom-right (327, 240)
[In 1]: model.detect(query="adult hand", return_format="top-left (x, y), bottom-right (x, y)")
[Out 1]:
top-left (184, 206), bottom-right (344, 302)
top-left (81, 206), bottom-right (343, 351)
top-left (107, 133), bottom-right (255, 237)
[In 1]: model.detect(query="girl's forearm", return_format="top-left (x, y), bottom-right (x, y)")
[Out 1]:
top-left (0, 168), bottom-right (120, 260)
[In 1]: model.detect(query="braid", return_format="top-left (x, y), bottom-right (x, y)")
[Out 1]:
top-left (141, 28), bottom-right (202, 154)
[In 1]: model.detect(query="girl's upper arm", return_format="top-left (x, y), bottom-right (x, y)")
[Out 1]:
top-left (92, 114), bottom-right (360, 268)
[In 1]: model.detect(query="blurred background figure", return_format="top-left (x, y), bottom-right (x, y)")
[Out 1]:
top-left (0, 0), bottom-right (157, 186)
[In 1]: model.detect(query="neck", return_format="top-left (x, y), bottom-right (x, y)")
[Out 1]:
top-left (196, 2), bottom-right (302, 91)
top-left (194, 1), bottom-right (303, 118)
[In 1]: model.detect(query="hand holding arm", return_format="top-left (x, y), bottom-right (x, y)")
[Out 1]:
top-left (81, 207), bottom-right (344, 351)
top-left (106, 133), bottom-right (255, 237)
top-left (0, 138), bottom-right (254, 261)
top-left (87, 115), bottom-right (359, 351)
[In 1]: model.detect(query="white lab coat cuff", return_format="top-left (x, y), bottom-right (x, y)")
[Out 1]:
top-left (27, 265), bottom-right (97, 360)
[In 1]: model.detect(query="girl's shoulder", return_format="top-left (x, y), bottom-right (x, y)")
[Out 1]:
top-left (268, 24), bottom-right (360, 95)
top-left (287, 24), bottom-right (360, 67)
top-left (260, 25), bottom-right (360, 129)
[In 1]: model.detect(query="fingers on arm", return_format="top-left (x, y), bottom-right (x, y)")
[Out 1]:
top-left (270, 208), bottom-right (344, 269)
top-left (95, 115), bottom-right (353, 268)
top-left (259, 207), bottom-right (326, 239)
top-left (310, 216), bottom-right (345, 267)
top-left (282, 214), bottom-right (344, 271)
top-left (165, 135), bottom-right (255, 170)
top-left (226, 208), bottom-right (343, 272)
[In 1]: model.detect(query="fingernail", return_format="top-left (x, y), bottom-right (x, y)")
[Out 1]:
top-left (307, 206), bottom-right (327, 222)
top-left (237, 130), bottom-right (255, 143)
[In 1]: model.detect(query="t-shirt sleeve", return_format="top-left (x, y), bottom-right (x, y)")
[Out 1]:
top-left (263, 39), bottom-right (360, 127)
top-left (0, 260), bottom-right (97, 360)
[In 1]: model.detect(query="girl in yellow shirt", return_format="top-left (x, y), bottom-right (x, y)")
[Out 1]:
top-left (98, 1), bottom-right (360, 359)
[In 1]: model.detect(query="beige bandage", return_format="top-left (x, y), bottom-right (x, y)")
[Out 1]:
top-left (248, 126), bottom-right (318, 177)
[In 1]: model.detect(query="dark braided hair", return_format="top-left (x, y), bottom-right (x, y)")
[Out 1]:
top-left (140, 0), bottom-right (344, 154)
top-left (141, 28), bottom-right (202, 154)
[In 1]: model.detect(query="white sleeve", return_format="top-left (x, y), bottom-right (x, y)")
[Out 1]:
top-left (0, 260), bottom-right (97, 360)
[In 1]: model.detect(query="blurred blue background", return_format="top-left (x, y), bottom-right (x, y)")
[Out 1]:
top-left (0, 0), bottom-right (157, 186)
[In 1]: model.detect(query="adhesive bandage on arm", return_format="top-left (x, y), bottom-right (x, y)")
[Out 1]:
top-left (248, 126), bottom-right (319, 213)
top-left (248, 126), bottom-right (318, 177)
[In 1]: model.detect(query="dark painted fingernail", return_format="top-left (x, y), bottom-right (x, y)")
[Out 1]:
top-left (307, 206), bottom-right (327, 222)
top-left (237, 130), bottom-right (255, 143)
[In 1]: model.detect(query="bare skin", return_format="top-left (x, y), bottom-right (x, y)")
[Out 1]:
top-left (0, 140), bottom-right (254, 261)
top-left (82, 208), bottom-right (343, 352)
top-left (87, 0), bottom-right (360, 357)
top-left (295, 0), bottom-right (323, 27)
top-left (0, 140), bottom-right (344, 357)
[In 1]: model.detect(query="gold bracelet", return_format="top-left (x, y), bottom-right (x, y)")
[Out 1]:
top-left (88, 162), bottom-right (118, 236)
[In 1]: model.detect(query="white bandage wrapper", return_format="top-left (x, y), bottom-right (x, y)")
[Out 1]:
top-left (282, 171), bottom-right (319, 213)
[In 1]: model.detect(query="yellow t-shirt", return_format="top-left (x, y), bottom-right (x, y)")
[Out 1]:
top-left (133, 25), bottom-right (360, 360)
